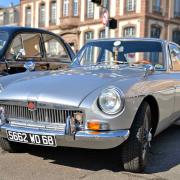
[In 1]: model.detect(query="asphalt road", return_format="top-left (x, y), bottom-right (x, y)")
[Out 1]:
top-left (0, 125), bottom-right (180, 180)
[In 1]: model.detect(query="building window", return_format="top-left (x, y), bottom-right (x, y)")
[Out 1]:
top-left (123, 26), bottom-right (136, 37)
top-left (63, 0), bottom-right (69, 17)
top-left (39, 3), bottom-right (45, 27)
top-left (3, 12), bottom-right (9, 25)
top-left (84, 31), bottom-right (94, 43)
top-left (9, 12), bottom-right (14, 24)
top-left (99, 29), bottom-right (105, 38)
top-left (102, 0), bottom-right (110, 10)
top-left (151, 26), bottom-right (161, 38)
top-left (174, 0), bottom-right (180, 17)
top-left (25, 6), bottom-right (31, 27)
top-left (50, 1), bottom-right (56, 24)
top-left (0, 14), bottom-right (3, 25)
top-left (14, 9), bottom-right (19, 23)
top-left (73, 0), bottom-right (78, 16)
top-left (99, 0), bottom-right (110, 17)
top-left (173, 30), bottom-right (180, 45)
top-left (152, 0), bottom-right (162, 13)
top-left (126, 0), bottom-right (136, 12)
top-left (86, 0), bottom-right (94, 18)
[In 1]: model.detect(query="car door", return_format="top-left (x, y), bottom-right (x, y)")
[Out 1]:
top-left (169, 43), bottom-right (180, 119)
top-left (42, 33), bottom-right (72, 70)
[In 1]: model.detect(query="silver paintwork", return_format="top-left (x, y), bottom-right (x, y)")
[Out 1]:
top-left (0, 38), bottom-right (179, 149)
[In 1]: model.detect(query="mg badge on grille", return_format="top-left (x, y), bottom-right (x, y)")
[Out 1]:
top-left (27, 101), bottom-right (37, 111)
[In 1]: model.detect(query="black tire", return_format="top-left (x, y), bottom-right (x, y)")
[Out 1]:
top-left (121, 101), bottom-right (152, 173)
top-left (0, 138), bottom-right (24, 153)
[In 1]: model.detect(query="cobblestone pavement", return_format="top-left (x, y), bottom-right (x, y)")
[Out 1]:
top-left (0, 125), bottom-right (180, 180)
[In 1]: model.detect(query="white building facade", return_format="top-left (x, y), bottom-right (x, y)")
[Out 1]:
top-left (18, 0), bottom-right (180, 50)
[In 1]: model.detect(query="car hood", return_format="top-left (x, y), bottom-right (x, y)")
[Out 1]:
top-left (0, 66), bottom-right (145, 107)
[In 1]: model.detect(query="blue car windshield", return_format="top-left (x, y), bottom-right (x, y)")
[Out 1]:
top-left (0, 31), bottom-right (9, 54)
top-left (72, 40), bottom-right (165, 70)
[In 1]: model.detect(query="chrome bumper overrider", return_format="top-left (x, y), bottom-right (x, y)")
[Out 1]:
top-left (0, 124), bottom-right (129, 149)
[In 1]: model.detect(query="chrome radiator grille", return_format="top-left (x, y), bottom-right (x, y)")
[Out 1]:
top-left (2, 103), bottom-right (82, 130)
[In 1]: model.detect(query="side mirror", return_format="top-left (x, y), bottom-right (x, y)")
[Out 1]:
top-left (24, 61), bottom-right (35, 72)
top-left (144, 64), bottom-right (155, 76)
top-left (16, 48), bottom-right (26, 60)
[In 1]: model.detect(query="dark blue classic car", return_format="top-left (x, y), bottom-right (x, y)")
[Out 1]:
top-left (0, 26), bottom-right (74, 75)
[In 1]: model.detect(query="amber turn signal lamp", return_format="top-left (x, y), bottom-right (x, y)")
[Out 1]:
top-left (87, 121), bottom-right (101, 131)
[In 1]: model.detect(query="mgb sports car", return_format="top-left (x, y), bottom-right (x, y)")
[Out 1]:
top-left (0, 38), bottom-right (179, 172)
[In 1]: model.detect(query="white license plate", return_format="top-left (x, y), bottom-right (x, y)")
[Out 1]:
top-left (6, 130), bottom-right (57, 147)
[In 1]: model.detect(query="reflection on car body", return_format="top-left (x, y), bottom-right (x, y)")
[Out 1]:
top-left (0, 38), bottom-right (180, 173)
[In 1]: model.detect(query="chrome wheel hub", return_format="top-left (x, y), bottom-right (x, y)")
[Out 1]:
top-left (147, 128), bottom-right (152, 144)
top-left (142, 128), bottom-right (152, 160)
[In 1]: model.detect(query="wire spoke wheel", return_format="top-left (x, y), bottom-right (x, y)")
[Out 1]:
top-left (121, 101), bottom-right (152, 172)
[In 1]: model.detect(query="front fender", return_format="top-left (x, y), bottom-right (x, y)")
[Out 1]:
top-left (79, 86), bottom-right (145, 130)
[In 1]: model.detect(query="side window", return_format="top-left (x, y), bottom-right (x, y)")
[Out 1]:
top-left (42, 34), bottom-right (70, 62)
top-left (6, 35), bottom-right (23, 60)
top-left (169, 44), bottom-right (180, 71)
top-left (21, 33), bottom-right (42, 58)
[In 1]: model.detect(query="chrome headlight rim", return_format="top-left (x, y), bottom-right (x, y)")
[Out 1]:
top-left (97, 87), bottom-right (125, 115)
top-left (0, 106), bottom-right (6, 125)
top-left (0, 84), bottom-right (4, 93)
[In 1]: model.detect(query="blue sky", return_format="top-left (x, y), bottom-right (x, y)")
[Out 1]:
top-left (0, 0), bottom-right (20, 7)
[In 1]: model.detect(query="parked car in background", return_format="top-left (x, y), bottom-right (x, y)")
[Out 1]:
top-left (0, 38), bottom-right (180, 173)
top-left (0, 26), bottom-right (74, 76)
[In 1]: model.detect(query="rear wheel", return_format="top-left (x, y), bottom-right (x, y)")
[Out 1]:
top-left (0, 138), bottom-right (24, 153)
top-left (121, 101), bottom-right (152, 172)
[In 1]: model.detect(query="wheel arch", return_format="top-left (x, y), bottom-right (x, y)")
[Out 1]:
top-left (133, 95), bottom-right (159, 136)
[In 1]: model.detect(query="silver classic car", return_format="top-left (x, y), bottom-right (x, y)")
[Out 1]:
top-left (0, 38), bottom-right (180, 172)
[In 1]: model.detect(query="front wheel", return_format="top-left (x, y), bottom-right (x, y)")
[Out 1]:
top-left (0, 138), bottom-right (24, 153)
top-left (121, 101), bottom-right (152, 172)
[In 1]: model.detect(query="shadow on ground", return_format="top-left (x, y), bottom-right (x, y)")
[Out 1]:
top-left (26, 125), bottom-right (180, 174)
top-left (145, 125), bottom-right (180, 173)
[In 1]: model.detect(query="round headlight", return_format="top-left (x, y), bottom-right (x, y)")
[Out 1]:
top-left (98, 88), bottom-right (124, 115)
top-left (0, 84), bottom-right (4, 93)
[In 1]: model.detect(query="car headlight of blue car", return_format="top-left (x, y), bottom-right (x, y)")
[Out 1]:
top-left (98, 87), bottom-right (125, 115)
top-left (0, 106), bottom-right (6, 125)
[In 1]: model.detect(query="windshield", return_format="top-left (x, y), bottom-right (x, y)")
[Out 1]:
top-left (72, 40), bottom-right (165, 70)
top-left (0, 31), bottom-right (9, 53)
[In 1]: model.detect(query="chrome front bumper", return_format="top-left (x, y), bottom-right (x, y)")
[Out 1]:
top-left (0, 124), bottom-right (129, 149)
